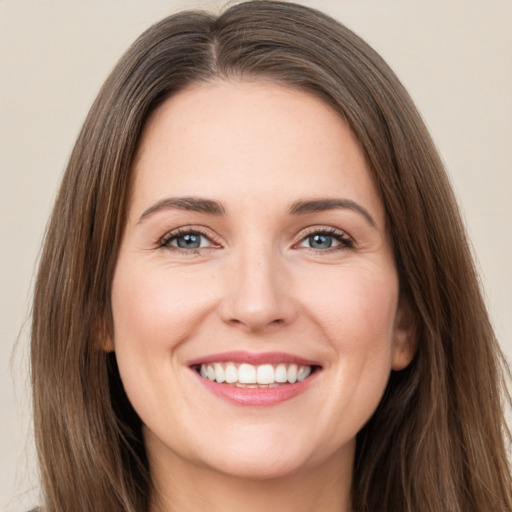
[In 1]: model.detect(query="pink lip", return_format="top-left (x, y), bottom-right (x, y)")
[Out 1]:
top-left (187, 351), bottom-right (320, 367)
top-left (193, 370), bottom-right (318, 406)
top-left (187, 351), bottom-right (321, 407)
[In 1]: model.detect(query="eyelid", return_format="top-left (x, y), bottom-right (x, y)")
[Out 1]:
top-left (293, 226), bottom-right (354, 250)
top-left (155, 224), bottom-right (353, 252)
top-left (157, 225), bottom-right (222, 249)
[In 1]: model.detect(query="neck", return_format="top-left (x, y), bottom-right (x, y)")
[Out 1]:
top-left (148, 443), bottom-right (353, 512)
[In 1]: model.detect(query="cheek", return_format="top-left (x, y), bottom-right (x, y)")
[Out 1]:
top-left (296, 262), bottom-right (399, 387)
top-left (301, 263), bottom-right (397, 337)
top-left (111, 261), bottom-right (218, 353)
top-left (109, 262), bottom-right (220, 426)
top-left (301, 265), bottom-right (399, 427)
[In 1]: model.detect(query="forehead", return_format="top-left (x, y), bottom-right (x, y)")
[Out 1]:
top-left (130, 80), bottom-right (384, 224)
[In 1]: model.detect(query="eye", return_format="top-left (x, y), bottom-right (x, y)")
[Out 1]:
top-left (296, 228), bottom-right (353, 251)
top-left (159, 229), bottom-right (217, 251)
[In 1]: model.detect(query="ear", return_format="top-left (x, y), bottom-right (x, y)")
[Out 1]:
top-left (95, 316), bottom-right (115, 353)
top-left (100, 335), bottom-right (115, 353)
top-left (391, 297), bottom-right (418, 371)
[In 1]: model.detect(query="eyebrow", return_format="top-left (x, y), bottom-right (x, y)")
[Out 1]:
top-left (137, 195), bottom-right (376, 228)
top-left (288, 198), bottom-right (376, 228)
top-left (137, 196), bottom-right (225, 223)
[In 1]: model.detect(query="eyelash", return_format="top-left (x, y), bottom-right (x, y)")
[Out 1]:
top-left (295, 227), bottom-right (354, 252)
top-left (158, 227), bottom-right (217, 253)
top-left (157, 226), bottom-right (354, 253)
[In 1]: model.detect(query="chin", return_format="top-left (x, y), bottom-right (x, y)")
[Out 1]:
top-left (190, 427), bottom-right (328, 481)
top-left (203, 450), bottom-right (310, 481)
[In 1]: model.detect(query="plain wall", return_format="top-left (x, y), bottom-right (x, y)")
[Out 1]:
top-left (1, 1), bottom-right (511, 510)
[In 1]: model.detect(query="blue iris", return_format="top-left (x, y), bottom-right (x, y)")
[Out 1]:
top-left (308, 234), bottom-right (333, 249)
top-left (176, 233), bottom-right (202, 249)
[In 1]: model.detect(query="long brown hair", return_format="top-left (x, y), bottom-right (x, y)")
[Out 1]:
top-left (31, 2), bottom-right (512, 511)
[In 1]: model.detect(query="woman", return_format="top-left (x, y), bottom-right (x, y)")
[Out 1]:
top-left (30, 1), bottom-right (512, 511)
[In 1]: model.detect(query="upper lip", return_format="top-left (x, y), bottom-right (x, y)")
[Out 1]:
top-left (187, 351), bottom-right (321, 367)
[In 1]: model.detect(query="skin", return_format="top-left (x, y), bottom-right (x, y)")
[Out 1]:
top-left (105, 80), bottom-right (416, 512)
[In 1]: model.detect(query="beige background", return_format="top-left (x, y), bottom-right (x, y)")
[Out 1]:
top-left (1, 1), bottom-right (511, 510)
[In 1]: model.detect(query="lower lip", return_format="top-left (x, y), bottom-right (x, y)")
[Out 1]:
top-left (193, 371), bottom-right (318, 406)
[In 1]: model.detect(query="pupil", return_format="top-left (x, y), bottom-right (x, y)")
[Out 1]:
top-left (310, 234), bottom-right (332, 249)
top-left (177, 234), bottom-right (200, 249)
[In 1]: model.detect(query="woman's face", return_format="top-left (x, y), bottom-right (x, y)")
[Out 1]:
top-left (107, 81), bottom-right (415, 480)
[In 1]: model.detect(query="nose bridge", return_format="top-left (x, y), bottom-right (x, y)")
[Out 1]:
top-left (220, 239), bottom-right (295, 332)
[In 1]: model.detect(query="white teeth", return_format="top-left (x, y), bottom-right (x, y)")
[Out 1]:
top-left (214, 363), bottom-right (225, 383)
top-left (297, 365), bottom-right (311, 382)
top-left (225, 363), bottom-right (238, 383)
top-left (256, 364), bottom-right (275, 384)
top-left (238, 363), bottom-right (257, 384)
top-left (198, 362), bottom-right (314, 385)
top-left (287, 364), bottom-right (298, 383)
top-left (275, 364), bottom-right (287, 383)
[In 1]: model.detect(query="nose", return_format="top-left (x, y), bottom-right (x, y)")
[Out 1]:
top-left (218, 249), bottom-right (298, 333)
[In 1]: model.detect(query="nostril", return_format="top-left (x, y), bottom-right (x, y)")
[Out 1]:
top-left (223, 314), bottom-right (288, 332)
top-left (218, 272), bottom-right (298, 331)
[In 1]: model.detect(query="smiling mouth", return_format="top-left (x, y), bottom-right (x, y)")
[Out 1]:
top-left (194, 362), bottom-right (319, 388)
